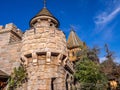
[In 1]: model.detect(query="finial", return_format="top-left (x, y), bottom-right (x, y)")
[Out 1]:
top-left (70, 25), bottom-right (75, 32)
top-left (44, 0), bottom-right (46, 8)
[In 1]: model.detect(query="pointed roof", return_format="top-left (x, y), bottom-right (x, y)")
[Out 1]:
top-left (67, 29), bottom-right (83, 49)
top-left (30, 7), bottom-right (59, 27)
top-left (36, 7), bottom-right (53, 17)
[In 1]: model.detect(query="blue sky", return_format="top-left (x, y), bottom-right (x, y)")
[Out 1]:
top-left (0, 0), bottom-right (120, 63)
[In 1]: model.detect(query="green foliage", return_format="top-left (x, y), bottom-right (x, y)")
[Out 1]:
top-left (7, 64), bottom-right (27, 90)
top-left (74, 58), bottom-right (108, 89)
top-left (74, 47), bottom-right (108, 90)
top-left (77, 47), bottom-right (99, 63)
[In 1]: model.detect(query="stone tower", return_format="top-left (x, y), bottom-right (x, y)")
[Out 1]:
top-left (21, 6), bottom-right (74, 90)
top-left (0, 23), bottom-right (23, 89)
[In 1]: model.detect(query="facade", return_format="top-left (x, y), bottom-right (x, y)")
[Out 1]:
top-left (0, 4), bottom-right (84, 90)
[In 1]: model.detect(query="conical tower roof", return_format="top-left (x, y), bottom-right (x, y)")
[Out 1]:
top-left (67, 29), bottom-right (83, 49)
top-left (30, 7), bottom-right (59, 27)
top-left (36, 7), bottom-right (53, 17)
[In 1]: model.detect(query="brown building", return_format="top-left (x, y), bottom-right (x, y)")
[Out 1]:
top-left (0, 2), bottom-right (85, 90)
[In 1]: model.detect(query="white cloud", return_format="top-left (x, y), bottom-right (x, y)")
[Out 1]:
top-left (95, 7), bottom-right (120, 25)
top-left (100, 57), bottom-right (120, 64)
top-left (94, 0), bottom-right (120, 32)
top-left (100, 57), bottom-right (107, 63)
top-left (92, 1), bottom-right (120, 43)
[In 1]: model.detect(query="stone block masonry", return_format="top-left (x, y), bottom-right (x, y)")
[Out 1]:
top-left (0, 5), bottom-right (75, 90)
top-left (0, 23), bottom-right (23, 75)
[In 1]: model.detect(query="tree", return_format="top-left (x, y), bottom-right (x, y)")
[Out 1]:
top-left (7, 64), bottom-right (27, 90)
top-left (100, 44), bottom-right (120, 89)
top-left (74, 48), bottom-right (108, 90)
top-left (77, 47), bottom-right (100, 63)
top-left (100, 44), bottom-right (116, 79)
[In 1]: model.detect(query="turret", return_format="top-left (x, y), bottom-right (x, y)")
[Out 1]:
top-left (30, 7), bottom-right (59, 28)
top-left (67, 29), bottom-right (87, 62)
top-left (20, 2), bottom-right (74, 90)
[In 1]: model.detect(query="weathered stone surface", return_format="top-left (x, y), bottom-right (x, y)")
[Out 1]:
top-left (0, 7), bottom-right (74, 90)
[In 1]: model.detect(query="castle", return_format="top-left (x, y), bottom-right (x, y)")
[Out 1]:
top-left (0, 2), bottom-right (85, 90)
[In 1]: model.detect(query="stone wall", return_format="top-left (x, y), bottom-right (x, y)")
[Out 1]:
top-left (0, 23), bottom-right (74, 90)
top-left (20, 25), bottom-right (71, 90)
top-left (0, 23), bottom-right (23, 75)
top-left (21, 27), bottom-right (67, 56)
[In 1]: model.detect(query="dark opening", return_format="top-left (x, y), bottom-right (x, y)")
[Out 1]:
top-left (51, 78), bottom-right (56, 90)
top-left (0, 78), bottom-right (8, 90)
top-left (37, 52), bottom-right (46, 56)
top-left (25, 53), bottom-right (32, 58)
top-left (62, 55), bottom-right (66, 61)
top-left (66, 74), bottom-right (69, 90)
top-left (51, 52), bottom-right (59, 57)
top-left (50, 23), bottom-right (53, 27)
top-left (66, 81), bottom-right (68, 90)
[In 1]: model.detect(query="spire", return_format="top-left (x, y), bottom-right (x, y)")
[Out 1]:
top-left (44, 0), bottom-right (46, 8)
top-left (70, 25), bottom-right (75, 32)
top-left (30, 0), bottom-right (59, 27)
top-left (67, 28), bottom-right (83, 49)
top-left (36, 8), bottom-right (53, 17)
